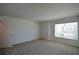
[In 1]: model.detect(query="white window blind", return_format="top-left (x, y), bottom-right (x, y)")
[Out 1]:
top-left (55, 22), bottom-right (78, 40)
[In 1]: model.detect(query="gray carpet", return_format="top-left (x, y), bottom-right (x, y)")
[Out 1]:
top-left (0, 39), bottom-right (79, 55)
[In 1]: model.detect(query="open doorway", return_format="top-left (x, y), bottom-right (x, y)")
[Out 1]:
top-left (0, 21), bottom-right (12, 48)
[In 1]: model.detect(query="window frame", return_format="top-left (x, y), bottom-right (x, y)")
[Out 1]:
top-left (55, 22), bottom-right (78, 40)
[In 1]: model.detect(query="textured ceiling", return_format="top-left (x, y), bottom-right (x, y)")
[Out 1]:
top-left (0, 3), bottom-right (79, 21)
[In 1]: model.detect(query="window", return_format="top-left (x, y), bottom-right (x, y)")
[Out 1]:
top-left (55, 22), bottom-right (78, 40)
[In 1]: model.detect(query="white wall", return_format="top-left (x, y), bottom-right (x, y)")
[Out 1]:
top-left (0, 15), bottom-right (39, 47)
top-left (40, 16), bottom-right (79, 47)
top-left (40, 22), bottom-right (49, 40)
top-left (0, 4), bottom-right (3, 15)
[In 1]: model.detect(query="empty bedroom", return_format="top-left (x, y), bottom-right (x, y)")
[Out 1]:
top-left (0, 3), bottom-right (79, 55)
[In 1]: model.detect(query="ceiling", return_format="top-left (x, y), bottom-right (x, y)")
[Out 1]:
top-left (0, 3), bottom-right (79, 21)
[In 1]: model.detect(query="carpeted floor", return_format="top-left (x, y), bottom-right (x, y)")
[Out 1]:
top-left (0, 39), bottom-right (79, 55)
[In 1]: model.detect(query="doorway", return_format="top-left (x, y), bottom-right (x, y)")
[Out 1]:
top-left (0, 21), bottom-right (11, 48)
